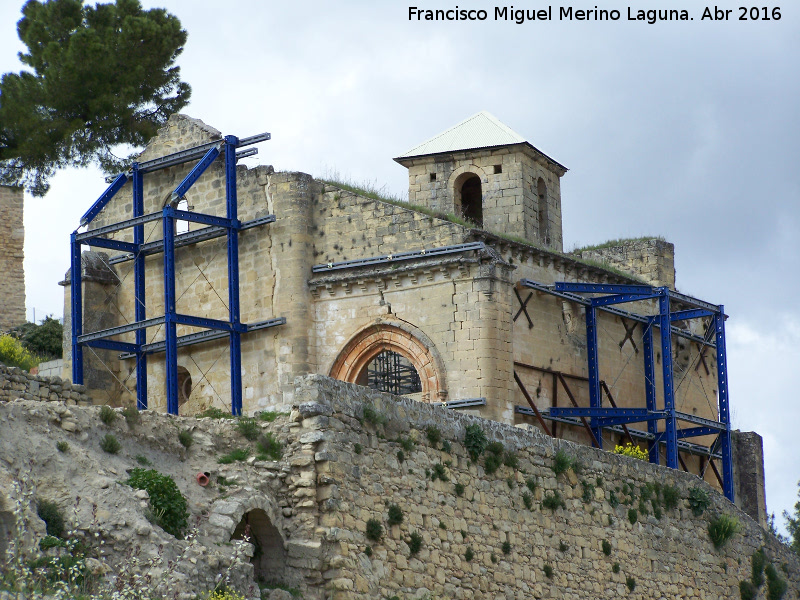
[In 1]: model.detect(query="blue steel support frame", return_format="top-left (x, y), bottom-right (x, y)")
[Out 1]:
top-left (225, 136), bottom-right (243, 416)
top-left (132, 164), bottom-right (148, 410)
top-left (658, 290), bottom-right (679, 469)
top-left (523, 279), bottom-right (734, 502)
top-left (71, 131), bottom-right (273, 418)
top-left (715, 306), bottom-right (734, 500)
top-left (585, 306), bottom-right (602, 447)
top-left (70, 233), bottom-right (83, 385)
top-left (642, 318), bottom-right (659, 464)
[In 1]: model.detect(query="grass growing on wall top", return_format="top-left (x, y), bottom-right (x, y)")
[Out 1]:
top-left (570, 235), bottom-right (666, 254)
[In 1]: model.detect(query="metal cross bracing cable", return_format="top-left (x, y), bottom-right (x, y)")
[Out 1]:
top-left (187, 351), bottom-right (228, 410)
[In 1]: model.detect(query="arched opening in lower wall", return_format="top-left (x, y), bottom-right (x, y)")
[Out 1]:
top-left (231, 509), bottom-right (286, 584)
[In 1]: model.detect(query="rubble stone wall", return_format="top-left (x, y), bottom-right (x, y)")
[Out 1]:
top-left (0, 363), bottom-right (90, 405)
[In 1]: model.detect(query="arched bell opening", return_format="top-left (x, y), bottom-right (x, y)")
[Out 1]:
top-left (231, 508), bottom-right (287, 585)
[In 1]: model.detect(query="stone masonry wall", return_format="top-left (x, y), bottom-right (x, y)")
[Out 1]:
top-left (572, 238), bottom-right (676, 288)
top-left (294, 375), bottom-right (800, 600)
top-left (0, 363), bottom-right (90, 405)
top-left (0, 185), bottom-right (25, 331)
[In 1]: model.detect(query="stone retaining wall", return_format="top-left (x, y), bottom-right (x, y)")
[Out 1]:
top-left (0, 363), bottom-right (90, 405)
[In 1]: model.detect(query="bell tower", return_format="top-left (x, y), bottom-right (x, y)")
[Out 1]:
top-left (394, 111), bottom-right (567, 251)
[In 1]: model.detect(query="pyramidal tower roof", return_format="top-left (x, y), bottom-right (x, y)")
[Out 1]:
top-left (395, 111), bottom-right (567, 173)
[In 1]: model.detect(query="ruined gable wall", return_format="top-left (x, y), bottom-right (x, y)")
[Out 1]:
top-left (0, 185), bottom-right (25, 331)
top-left (572, 238), bottom-right (676, 289)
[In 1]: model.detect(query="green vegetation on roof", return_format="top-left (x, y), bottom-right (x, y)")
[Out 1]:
top-left (570, 236), bottom-right (666, 254)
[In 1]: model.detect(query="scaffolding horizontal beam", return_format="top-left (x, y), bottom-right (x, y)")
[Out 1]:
top-left (75, 212), bottom-right (162, 241)
top-left (670, 308), bottom-right (715, 321)
top-left (670, 290), bottom-right (721, 313)
top-left (312, 242), bottom-right (485, 272)
top-left (170, 208), bottom-right (237, 229)
top-left (674, 411), bottom-right (726, 430)
top-left (515, 406), bottom-right (722, 458)
top-left (590, 292), bottom-right (660, 308)
top-left (138, 140), bottom-right (221, 173)
top-left (106, 215), bottom-right (276, 265)
top-left (118, 317), bottom-right (286, 358)
top-left (519, 279), bottom-right (716, 347)
top-left (677, 426), bottom-right (720, 439)
top-left (238, 132), bottom-right (271, 147)
top-left (77, 316), bottom-right (166, 344)
top-left (555, 282), bottom-right (655, 295)
top-left (235, 148), bottom-right (258, 160)
top-left (79, 236), bottom-right (138, 254)
top-left (549, 407), bottom-right (653, 419)
top-left (84, 339), bottom-right (138, 353)
top-left (432, 397), bottom-right (487, 409)
top-left (172, 313), bottom-right (244, 333)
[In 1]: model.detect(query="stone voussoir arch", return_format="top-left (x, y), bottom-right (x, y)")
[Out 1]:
top-left (447, 163), bottom-right (489, 190)
top-left (329, 320), bottom-right (447, 402)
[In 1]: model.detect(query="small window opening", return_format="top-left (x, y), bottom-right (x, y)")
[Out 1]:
top-left (232, 509), bottom-right (288, 585)
top-left (537, 178), bottom-right (549, 244)
top-left (176, 198), bottom-right (190, 235)
top-left (429, 172), bottom-right (437, 182)
top-left (494, 164), bottom-right (502, 174)
top-left (356, 350), bottom-right (422, 396)
top-left (460, 175), bottom-right (483, 227)
top-left (177, 366), bottom-right (192, 408)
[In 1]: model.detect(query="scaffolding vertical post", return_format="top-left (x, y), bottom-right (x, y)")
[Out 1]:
top-left (70, 232), bottom-right (83, 385)
top-left (132, 164), bottom-right (147, 410)
top-left (163, 206), bottom-right (179, 415)
top-left (585, 305), bottom-right (602, 448)
top-left (225, 136), bottom-right (243, 416)
top-left (715, 307), bottom-right (734, 501)
top-left (659, 289), bottom-right (678, 469)
top-left (642, 318), bottom-right (659, 464)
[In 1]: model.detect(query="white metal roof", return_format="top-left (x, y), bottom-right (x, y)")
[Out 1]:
top-left (397, 111), bottom-right (527, 158)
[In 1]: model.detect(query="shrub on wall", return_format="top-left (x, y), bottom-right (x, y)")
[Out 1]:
top-left (126, 468), bottom-right (188, 538)
top-left (464, 424), bottom-right (487, 461)
top-left (708, 514), bottom-right (740, 549)
top-left (613, 443), bottom-right (648, 461)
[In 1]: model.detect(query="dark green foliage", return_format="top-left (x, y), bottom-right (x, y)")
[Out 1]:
top-left (609, 490), bottom-right (619, 508)
top-left (426, 426), bottom-right (442, 446)
top-left (121, 406), bottom-right (140, 426)
top-left (0, 0), bottom-right (191, 195)
top-left (218, 448), bottom-right (250, 464)
top-left (178, 429), bottom-right (193, 449)
top-left (56, 440), bottom-right (68, 452)
top-left (582, 480), bottom-right (595, 504)
top-left (354, 443), bottom-right (362, 455)
top-left (257, 433), bottom-right (282, 461)
top-left (484, 452), bottom-right (502, 475)
top-left (126, 468), bottom-right (188, 537)
top-left (501, 541), bottom-right (511, 555)
top-left (638, 498), bottom-right (649, 516)
top-left (198, 407), bottom-right (234, 419)
top-left (688, 487), bottom-right (711, 516)
top-left (708, 514), bottom-right (740, 549)
top-left (39, 535), bottom-right (66, 550)
top-left (612, 562), bottom-right (620, 574)
top-left (99, 404), bottom-right (116, 425)
top-left (365, 518), bottom-right (382, 542)
top-left (662, 484), bottom-right (680, 510)
top-left (522, 492), bottom-right (533, 510)
top-left (626, 576), bottom-right (636, 592)
top-left (100, 433), bottom-right (120, 454)
top-left (387, 504), bottom-right (403, 526)
top-left (503, 451), bottom-right (519, 470)
top-left (455, 483), bottom-right (465, 497)
top-left (460, 529), bottom-right (467, 539)
top-left (362, 404), bottom-right (387, 426)
top-left (525, 476), bottom-right (538, 494)
top-left (464, 424), bottom-right (487, 461)
top-left (627, 508), bottom-right (638, 525)
top-left (784, 480), bottom-right (800, 556)
top-left (543, 564), bottom-right (553, 578)
top-left (441, 440), bottom-right (452, 453)
top-left (653, 506), bottom-right (663, 520)
top-left (752, 548), bottom-right (766, 587)
top-left (396, 450), bottom-right (405, 463)
top-left (596, 476), bottom-right (604, 488)
top-left (490, 553), bottom-right (497, 563)
top-left (559, 541), bottom-right (568, 552)
top-left (9, 316), bottom-right (63, 359)
top-left (765, 563), bottom-right (788, 600)
top-left (740, 580), bottom-right (758, 600)
top-left (464, 547), bottom-right (474, 562)
top-left (486, 441), bottom-right (504, 456)
top-left (236, 417), bottom-right (260, 441)
top-left (542, 491), bottom-right (566, 511)
top-left (431, 462), bottom-right (448, 482)
top-left (135, 454), bottom-right (151, 466)
top-left (602, 540), bottom-right (611, 556)
top-left (552, 449), bottom-right (573, 476)
top-left (408, 532), bottom-right (423, 556)
top-left (399, 437), bottom-right (415, 452)
top-left (438, 521), bottom-right (447, 530)
top-left (36, 499), bottom-right (64, 538)
top-left (257, 411), bottom-right (285, 422)
top-left (364, 545), bottom-right (373, 557)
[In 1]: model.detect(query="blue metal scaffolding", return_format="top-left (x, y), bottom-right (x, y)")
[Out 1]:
top-left (515, 280), bottom-right (734, 501)
top-left (70, 132), bottom-right (283, 416)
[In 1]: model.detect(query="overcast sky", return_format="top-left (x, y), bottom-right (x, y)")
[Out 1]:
top-left (1, 1), bottom-right (798, 531)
